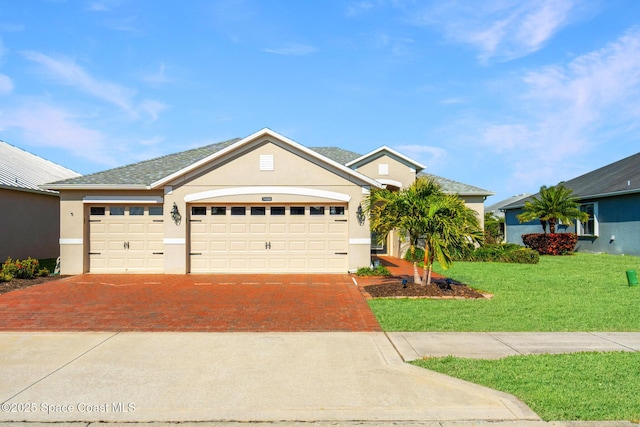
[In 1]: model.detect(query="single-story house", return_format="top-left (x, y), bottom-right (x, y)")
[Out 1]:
top-left (0, 140), bottom-right (81, 261)
top-left (47, 128), bottom-right (493, 274)
top-left (502, 151), bottom-right (640, 256)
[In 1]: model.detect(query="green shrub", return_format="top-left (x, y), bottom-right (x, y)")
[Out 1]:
top-left (404, 247), bottom-right (425, 263)
top-left (457, 244), bottom-right (539, 264)
top-left (356, 265), bottom-right (392, 276)
top-left (37, 268), bottom-right (51, 277)
top-left (0, 272), bottom-right (12, 282)
top-left (2, 257), bottom-right (40, 279)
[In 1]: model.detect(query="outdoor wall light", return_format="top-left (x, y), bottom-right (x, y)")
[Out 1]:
top-left (357, 204), bottom-right (365, 226)
top-left (171, 202), bottom-right (182, 225)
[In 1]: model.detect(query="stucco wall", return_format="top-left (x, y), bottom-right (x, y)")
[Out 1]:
top-left (58, 138), bottom-right (374, 274)
top-left (0, 188), bottom-right (61, 260)
top-left (352, 154), bottom-right (416, 189)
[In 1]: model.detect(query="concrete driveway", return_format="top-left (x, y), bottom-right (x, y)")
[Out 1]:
top-left (0, 332), bottom-right (539, 422)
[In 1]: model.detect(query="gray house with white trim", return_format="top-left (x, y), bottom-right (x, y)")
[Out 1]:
top-left (503, 152), bottom-right (640, 256)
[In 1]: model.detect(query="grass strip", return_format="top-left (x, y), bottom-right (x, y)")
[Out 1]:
top-left (368, 253), bottom-right (640, 331)
top-left (413, 351), bottom-right (640, 421)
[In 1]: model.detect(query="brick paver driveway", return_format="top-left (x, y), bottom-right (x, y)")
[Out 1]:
top-left (0, 274), bottom-right (381, 332)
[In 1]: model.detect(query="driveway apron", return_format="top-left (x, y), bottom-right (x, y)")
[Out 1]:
top-left (0, 274), bottom-right (380, 332)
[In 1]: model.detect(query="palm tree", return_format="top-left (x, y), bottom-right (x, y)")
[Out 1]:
top-left (365, 177), bottom-right (483, 286)
top-left (419, 194), bottom-right (483, 286)
top-left (517, 184), bottom-right (588, 233)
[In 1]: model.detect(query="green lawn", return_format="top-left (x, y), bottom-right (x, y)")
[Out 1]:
top-left (413, 351), bottom-right (640, 421)
top-left (368, 253), bottom-right (640, 331)
top-left (371, 253), bottom-right (640, 421)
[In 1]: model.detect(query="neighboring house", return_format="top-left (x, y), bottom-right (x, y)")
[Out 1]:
top-left (502, 152), bottom-right (640, 256)
top-left (486, 194), bottom-right (532, 219)
top-left (47, 128), bottom-right (493, 274)
top-left (0, 141), bottom-right (81, 261)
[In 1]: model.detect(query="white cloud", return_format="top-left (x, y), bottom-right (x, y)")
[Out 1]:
top-left (21, 51), bottom-right (165, 121)
top-left (263, 43), bottom-right (317, 56)
top-left (477, 26), bottom-right (640, 189)
top-left (139, 99), bottom-right (169, 121)
top-left (417, 0), bottom-right (578, 63)
top-left (143, 63), bottom-right (172, 85)
top-left (394, 144), bottom-right (447, 168)
top-left (0, 74), bottom-right (13, 94)
top-left (0, 102), bottom-right (118, 166)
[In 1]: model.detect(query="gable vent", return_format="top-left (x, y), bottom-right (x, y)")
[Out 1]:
top-left (260, 154), bottom-right (274, 171)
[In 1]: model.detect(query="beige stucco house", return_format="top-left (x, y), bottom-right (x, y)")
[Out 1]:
top-left (0, 141), bottom-right (81, 261)
top-left (47, 128), bottom-right (493, 275)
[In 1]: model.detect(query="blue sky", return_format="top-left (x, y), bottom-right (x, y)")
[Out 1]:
top-left (1, 0), bottom-right (640, 203)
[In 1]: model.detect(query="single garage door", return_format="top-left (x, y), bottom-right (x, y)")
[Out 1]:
top-left (88, 205), bottom-right (164, 273)
top-left (189, 204), bottom-right (348, 273)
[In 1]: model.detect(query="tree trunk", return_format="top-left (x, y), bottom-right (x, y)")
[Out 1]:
top-left (420, 246), bottom-right (432, 286)
top-left (549, 218), bottom-right (556, 233)
top-left (540, 219), bottom-right (547, 234)
top-left (412, 261), bottom-right (421, 284)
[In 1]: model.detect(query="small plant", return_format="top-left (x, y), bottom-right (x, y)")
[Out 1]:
top-left (2, 257), bottom-right (41, 280)
top-left (0, 272), bottom-right (12, 282)
top-left (356, 265), bottom-right (392, 276)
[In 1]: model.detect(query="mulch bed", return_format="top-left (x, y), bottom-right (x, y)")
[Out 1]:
top-left (0, 276), bottom-right (66, 295)
top-left (357, 276), bottom-right (488, 299)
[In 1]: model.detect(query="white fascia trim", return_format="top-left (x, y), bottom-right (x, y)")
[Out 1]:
top-left (349, 238), bottom-right (371, 245)
top-left (377, 178), bottom-right (403, 189)
top-left (185, 186), bottom-right (351, 203)
top-left (83, 196), bottom-right (163, 204)
top-left (346, 146), bottom-right (426, 170)
top-left (164, 238), bottom-right (186, 245)
top-left (151, 128), bottom-right (382, 189)
top-left (60, 238), bottom-right (83, 245)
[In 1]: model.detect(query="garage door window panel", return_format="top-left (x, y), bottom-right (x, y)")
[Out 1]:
top-left (231, 207), bottom-right (246, 215)
top-left (192, 207), bottom-right (207, 216)
top-left (110, 207), bottom-right (125, 216)
top-left (290, 207), bottom-right (305, 215)
top-left (271, 206), bottom-right (285, 215)
top-left (310, 206), bottom-right (325, 215)
top-left (130, 207), bottom-right (144, 216)
top-left (251, 207), bottom-right (266, 215)
top-left (211, 207), bottom-right (226, 215)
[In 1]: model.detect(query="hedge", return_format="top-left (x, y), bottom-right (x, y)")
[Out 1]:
top-left (521, 233), bottom-right (578, 255)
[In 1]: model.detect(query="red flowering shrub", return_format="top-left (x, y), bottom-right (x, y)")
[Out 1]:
top-left (2, 257), bottom-right (41, 279)
top-left (521, 233), bottom-right (579, 255)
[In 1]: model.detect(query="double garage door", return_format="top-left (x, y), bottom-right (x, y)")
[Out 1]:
top-left (87, 204), bottom-right (349, 273)
top-left (189, 204), bottom-right (349, 273)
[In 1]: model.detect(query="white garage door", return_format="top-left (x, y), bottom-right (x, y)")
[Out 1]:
top-left (89, 206), bottom-right (164, 273)
top-left (189, 204), bottom-right (348, 273)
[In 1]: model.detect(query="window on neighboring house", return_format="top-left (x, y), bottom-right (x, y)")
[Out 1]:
top-left (577, 202), bottom-right (598, 236)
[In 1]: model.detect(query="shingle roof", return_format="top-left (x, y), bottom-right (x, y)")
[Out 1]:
top-left (309, 147), bottom-right (361, 165)
top-left (503, 152), bottom-right (640, 209)
top-left (0, 140), bottom-right (80, 194)
top-left (47, 133), bottom-right (491, 197)
top-left (419, 173), bottom-right (494, 196)
top-left (52, 138), bottom-right (241, 186)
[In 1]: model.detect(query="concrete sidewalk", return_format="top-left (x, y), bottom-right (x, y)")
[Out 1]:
top-left (0, 332), bottom-right (538, 423)
top-left (387, 332), bottom-right (640, 360)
